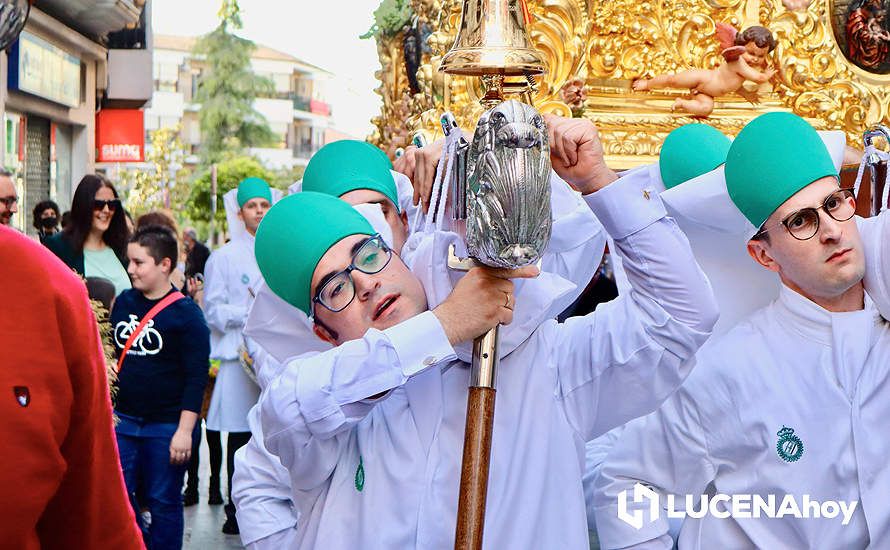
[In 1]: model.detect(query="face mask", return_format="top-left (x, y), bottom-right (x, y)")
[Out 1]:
top-left (41, 216), bottom-right (58, 229)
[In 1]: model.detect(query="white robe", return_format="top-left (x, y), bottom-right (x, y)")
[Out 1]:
top-left (593, 286), bottom-right (890, 549)
top-left (259, 173), bottom-right (718, 549)
top-left (237, 172), bottom-right (606, 546)
top-left (859, 211), bottom-right (890, 320)
top-left (204, 236), bottom-right (262, 432)
top-left (234, 405), bottom-right (298, 548)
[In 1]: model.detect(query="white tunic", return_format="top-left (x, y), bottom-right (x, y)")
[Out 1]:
top-left (593, 286), bottom-right (890, 549)
top-left (859, 211), bottom-right (890, 320)
top-left (234, 405), bottom-right (298, 547)
top-left (233, 349), bottom-right (299, 547)
top-left (204, 236), bottom-right (263, 432)
top-left (260, 175), bottom-right (718, 549)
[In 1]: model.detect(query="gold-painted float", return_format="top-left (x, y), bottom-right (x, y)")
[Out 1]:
top-left (371, 0), bottom-right (890, 169)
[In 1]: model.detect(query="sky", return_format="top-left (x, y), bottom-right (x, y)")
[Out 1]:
top-left (151, 0), bottom-right (383, 138)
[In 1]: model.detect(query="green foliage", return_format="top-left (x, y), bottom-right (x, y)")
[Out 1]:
top-left (186, 156), bottom-right (277, 231)
top-left (117, 126), bottom-right (189, 218)
top-left (193, 0), bottom-right (276, 164)
top-left (360, 0), bottom-right (413, 39)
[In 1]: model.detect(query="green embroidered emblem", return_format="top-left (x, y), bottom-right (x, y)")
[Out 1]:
top-left (354, 455), bottom-right (365, 492)
top-left (776, 426), bottom-right (804, 462)
top-left (241, 274), bottom-right (250, 284)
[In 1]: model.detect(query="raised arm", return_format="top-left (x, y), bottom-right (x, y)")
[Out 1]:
top-left (555, 168), bottom-right (718, 438)
top-left (543, 115), bottom-right (718, 439)
top-left (260, 311), bottom-right (456, 490)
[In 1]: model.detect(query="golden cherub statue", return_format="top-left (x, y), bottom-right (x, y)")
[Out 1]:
top-left (632, 25), bottom-right (778, 117)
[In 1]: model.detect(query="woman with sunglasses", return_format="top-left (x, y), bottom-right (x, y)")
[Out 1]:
top-left (46, 174), bottom-right (131, 296)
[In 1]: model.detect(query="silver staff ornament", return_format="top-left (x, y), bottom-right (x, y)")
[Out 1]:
top-left (464, 99), bottom-right (552, 268)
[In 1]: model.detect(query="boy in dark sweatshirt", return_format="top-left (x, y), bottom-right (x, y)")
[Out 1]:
top-left (111, 224), bottom-right (209, 550)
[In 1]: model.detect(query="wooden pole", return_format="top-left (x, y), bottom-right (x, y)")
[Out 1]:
top-left (454, 326), bottom-right (499, 550)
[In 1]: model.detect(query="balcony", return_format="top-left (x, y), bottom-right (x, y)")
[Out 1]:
top-left (292, 95), bottom-right (311, 112)
top-left (35, 0), bottom-right (143, 39)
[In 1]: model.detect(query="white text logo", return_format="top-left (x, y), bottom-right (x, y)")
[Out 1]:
top-left (617, 484), bottom-right (858, 528)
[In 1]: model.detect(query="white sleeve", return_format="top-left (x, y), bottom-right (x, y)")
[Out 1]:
top-left (233, 429), bottom-right (298, 546)
top-left (554, 169), bottom-right (719, 440)
top-left (260, 311), bottom-right (456, 490)
top-left (245, 526), bottom-right (298, 550)
top-left (545, 173), bottom-right (607, 290)
top-left (203, 251), bottom-right (248, 332)
top-left (593, 389), bottom-right (716, 550)
top-left (860, 211), bottom-right (890, 319)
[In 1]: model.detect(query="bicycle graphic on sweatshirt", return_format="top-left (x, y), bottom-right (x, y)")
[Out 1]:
top-left (114, 315), bottom-right (164, 356)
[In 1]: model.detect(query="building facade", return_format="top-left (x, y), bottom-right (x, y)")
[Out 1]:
top-left (1, 0), bottom-right (150, 235)
top-left (147, 34), bottom-right (335, 169)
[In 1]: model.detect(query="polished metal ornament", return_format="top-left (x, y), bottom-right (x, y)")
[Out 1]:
top-left (439, 0), bottom-right (546, 77)
top-left (0, 0), bottom-right (29, 51)
top-left (464, 99), bottom-right (551, 268)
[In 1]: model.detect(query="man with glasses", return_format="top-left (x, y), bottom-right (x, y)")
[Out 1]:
top-left (0, 170), bottom-right (18, 226)
top-left (252, 107), bottom-right (718, 549)
top-left (593, 112), bottom-right (890, 548)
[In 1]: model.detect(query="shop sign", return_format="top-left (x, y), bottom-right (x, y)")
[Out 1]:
top-left (96, 109), bottom-right (144, 162)
top-left (8, 32), bottom-right (81, 108)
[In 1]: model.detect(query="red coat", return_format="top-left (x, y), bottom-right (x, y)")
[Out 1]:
top-left (0, 226), bottom-right (144, 549)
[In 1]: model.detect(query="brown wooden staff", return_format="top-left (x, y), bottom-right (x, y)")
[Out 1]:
top-left (454, 327), bottom-right (499, 550)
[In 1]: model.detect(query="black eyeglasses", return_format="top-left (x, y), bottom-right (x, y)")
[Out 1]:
top-left (0, 196), bottom-right (17, 208)
top-left (312, 234), bottom-right (392, 315)
top-left (93, 199), bottom-right (121, 212)
top-left (755, 188), bottom-right (856, 241)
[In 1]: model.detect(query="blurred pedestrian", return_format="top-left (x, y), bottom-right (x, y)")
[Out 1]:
top-left (182, 227), bottom-right (210, 301)
top-left (180, 228), bottom-right (221, 508)
top-left (0, 169), bottom-right (17, 226)
top-left (46, 175), bottom-right (131, 296)
top-left (32, 199), bottom-right (60, 243)
top-left (0, 225), bottom-right (144, 549)
top-left (112, 224), bottom-right (210, 550)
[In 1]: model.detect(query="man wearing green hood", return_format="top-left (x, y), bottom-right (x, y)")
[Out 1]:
top-left (252, 111), bottom-right (719, 548)
top-left (594, 112), bottom-right (890, 548)
top-left (301, 140), bottom-right (410, 253)
top-left (203, 176), bottom-right (273, 534)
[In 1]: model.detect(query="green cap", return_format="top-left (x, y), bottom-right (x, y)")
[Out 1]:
top-left (237, 177), bottom-right (273, 207)
top-left (725, 112), bottom-right (838, 228)
top-left (255, 192), bottom-right (374, 314)
top-left (302, 140), bottom-right (400, 212)
top-left (659, 124), bottom-right (731, 189)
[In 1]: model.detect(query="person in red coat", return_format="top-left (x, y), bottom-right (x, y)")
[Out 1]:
top-left (0, 225), bottom-right (144, 549)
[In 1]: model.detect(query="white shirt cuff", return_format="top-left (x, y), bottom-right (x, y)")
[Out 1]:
top-left (384, 310), bottom-right (456, 376)
top-left (584, 166), bottom-right (667, 240)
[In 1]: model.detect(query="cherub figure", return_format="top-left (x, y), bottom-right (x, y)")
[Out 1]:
top-left (633, 25), bottom-right (778, 117)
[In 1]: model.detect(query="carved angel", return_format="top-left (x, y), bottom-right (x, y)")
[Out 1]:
top-left (632, 24), bottom-right (778, 117)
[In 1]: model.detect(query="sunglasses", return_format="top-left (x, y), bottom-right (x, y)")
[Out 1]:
top-left (93, 199), bottom-right (121, 212)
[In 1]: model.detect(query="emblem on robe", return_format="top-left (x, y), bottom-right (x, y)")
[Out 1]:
top-left (355, 455), bottom-right (365, 492)
top-left (776, 426), bottom-right (804, 462)
top-left (13, 386), bottom-right (29, 407)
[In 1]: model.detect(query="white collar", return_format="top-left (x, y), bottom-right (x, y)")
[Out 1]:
top-left (774, 284), bottom-right (880, 346)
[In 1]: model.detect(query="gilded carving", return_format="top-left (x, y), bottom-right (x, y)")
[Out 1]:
top-left (370, 0), bottom-right (888, 167)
